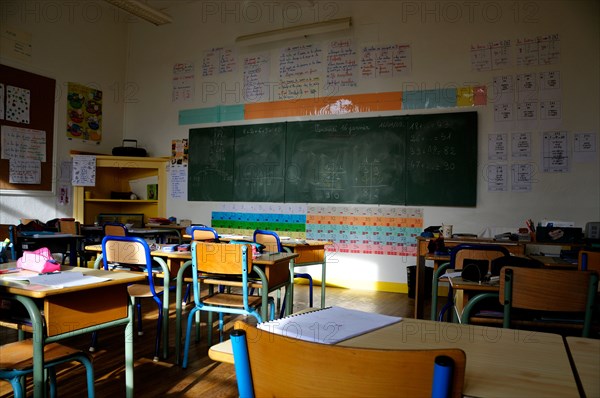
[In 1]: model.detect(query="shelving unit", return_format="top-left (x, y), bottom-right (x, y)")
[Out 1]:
top-left (72, 155), bottom-right (168, 225)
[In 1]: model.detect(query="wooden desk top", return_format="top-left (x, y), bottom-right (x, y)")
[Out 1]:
top-left (209, 318), bottom-right (578, 398)
top-left (343, 319), bottom-right (577, 398)
top-left (565, 336), bottom-right (600, 398)
top-left (0, 266), bottom-right (145, 298)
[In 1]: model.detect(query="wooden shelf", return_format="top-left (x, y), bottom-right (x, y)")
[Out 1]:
top-left (72, 155), bottom-right (168, 225)
top-left (84, 199), bottom-right (158, 204)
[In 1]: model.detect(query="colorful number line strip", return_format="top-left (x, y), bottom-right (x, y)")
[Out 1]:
top-left (179, 87), bottom-right (486, 125)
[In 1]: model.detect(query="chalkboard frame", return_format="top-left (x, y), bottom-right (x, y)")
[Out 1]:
top-left (188, 111), bottom-right (477, 207)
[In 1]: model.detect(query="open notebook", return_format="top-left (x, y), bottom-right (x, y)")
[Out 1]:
top-left (257, 306), bottom-right (402, 344)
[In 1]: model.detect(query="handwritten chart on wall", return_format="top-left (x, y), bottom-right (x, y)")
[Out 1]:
top-left (188, 111), bottom-right (477, 206)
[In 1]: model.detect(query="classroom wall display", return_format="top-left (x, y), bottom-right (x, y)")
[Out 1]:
top-left (189, 111), bottom-right (477, 206)
top-left (66, 82), bottom-right (102, 142)
top-left (0, 64), bottom-right (55, 192)
top-left (211, 203), bottom-right (423, 257)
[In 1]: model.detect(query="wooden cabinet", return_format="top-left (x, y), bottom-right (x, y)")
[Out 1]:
top-left (72, 155), bottom-right (168, 225)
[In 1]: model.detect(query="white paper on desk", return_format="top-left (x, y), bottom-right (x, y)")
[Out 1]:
top-left (18, 272), bottom-right (111, 288)
top-left (257, 306), bottom-right (402, 344)
top-left (441, 271), bottom-right (462, 278)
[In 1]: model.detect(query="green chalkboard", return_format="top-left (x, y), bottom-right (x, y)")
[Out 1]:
top-left (187, 112), bottom-right (477, 206)
top-left (188, 126), bottom-right (235, 201)
top-left (234, 123), bottom-right (285, 202)
top-left (405, 112), bottom-right (478, 206)
top-left (285, 117), bottom-right (406, 204)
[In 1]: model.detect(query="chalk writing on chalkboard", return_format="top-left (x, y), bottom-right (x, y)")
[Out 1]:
top-left (188, 112), bottom-right (477, 206)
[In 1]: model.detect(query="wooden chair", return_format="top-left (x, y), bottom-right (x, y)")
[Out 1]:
top-left (0, 340), bottom-right (95, 397)
top-left (57, 219), bottom-right (82, 266)
top-left (181, 242), bottom-right (274, 369)
top-left (254, 229), bottom-right (313, 316)
top-left (103, 222), bottom-right (127, 237)
top-left (188, 225), bottom-right (219, 241)
top-left (100, 236), bottom-right (169, 361)
top-left (231, 320), bottom-right (466, 398)
top-left (461, 267), bottom-right (599, 337)
top-left (431, 244), bottom-right (509, 322)
top-left (578, 250), bottom-right (600, 272)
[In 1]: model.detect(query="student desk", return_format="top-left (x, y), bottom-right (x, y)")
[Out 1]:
top-left (415, 237), bottom-right (526, 319)
top-left (0, 266), bottom-right (144, 398)
top-left (209, 318), bottom-right (579, 397)
top-left (565, 336), bottom-right (600, 398)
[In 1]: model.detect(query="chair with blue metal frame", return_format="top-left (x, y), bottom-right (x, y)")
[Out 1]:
top-left (230, 320), bottom-right (466, 398)
top-left (253, 229), bottom-right (313, 317)
top-left (103, 222), bottom-right (128, 237)
top-left (431, 244), bottom-right (510, 322)
top-left (1, 340), bottom-right (95, 398)
top-left (101, 235), bottom-right (169, 362)
top-left (188, 225), bottom-right (220, 242)
top-left (181, 241), bottom-right (275, 369)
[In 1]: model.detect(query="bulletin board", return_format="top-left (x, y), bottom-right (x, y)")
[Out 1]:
top-left (0, 64), bottom-right (56, 192)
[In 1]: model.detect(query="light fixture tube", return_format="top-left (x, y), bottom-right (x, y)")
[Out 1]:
top-left (236, 17), bottom-right (352, 46)
top-left (104, 0), bottom-right (173, 26)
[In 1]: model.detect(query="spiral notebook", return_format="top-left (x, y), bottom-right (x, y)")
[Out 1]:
top-left (257, 306), bottom-right (402, 344)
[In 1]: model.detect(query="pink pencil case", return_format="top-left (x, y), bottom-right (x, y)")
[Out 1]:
top-left (16, 247), bottom-right (61, 273)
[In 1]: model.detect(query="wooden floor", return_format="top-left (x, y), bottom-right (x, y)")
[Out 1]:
top-left (0, 285), bottom-right (423, 397)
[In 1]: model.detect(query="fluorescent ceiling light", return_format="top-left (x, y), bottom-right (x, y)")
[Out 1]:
top-left (104, 0), bottom-right (173, 26)
top-left (236, 17), bottom-right (352, 46)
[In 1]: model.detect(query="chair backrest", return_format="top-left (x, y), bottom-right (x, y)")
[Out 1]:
top-left (499, 266), bottom-right (598, 313)
top-left (189, 225), bottom-right (219, 241)
top-left (192, 241), bottom-right (252, 275)
top-left (232, 321), bottom-right (466, 398)
top-left (58, 220), bottom-right (81, 235)
top-left (451, 244), bottom-right (510, 271)
top-left (253, 229), bottom-right (282, 252)
top-left (103, 222), bottom-right (127, 236)
top-left (578, 250), bottom-right (600, 272)
top-left (101, 235), bottom-right (160, 294)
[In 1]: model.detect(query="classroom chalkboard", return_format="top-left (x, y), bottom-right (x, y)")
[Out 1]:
top-left (285, 117), bottom-right (406, 204)
top-left (188, 111), bottom-right (477, 206)
top-left (188, 126), bottom-right (235, 201)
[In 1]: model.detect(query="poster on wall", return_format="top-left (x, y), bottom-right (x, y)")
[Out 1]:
top-left (66, 82), bottom-right (102, 142)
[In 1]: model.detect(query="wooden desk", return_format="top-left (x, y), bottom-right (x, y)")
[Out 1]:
top-left (529, 255), bottom-right (578, 268)
top-left (415, 237), bottom-right (526, 319)
top-left (565, 336), bottom-right (600, 398)
top-left (173, 250), bottom-right (298, 365)
top-left (0, 266), bottom-right (145, 398)
top-left (280, 239), bottom-right (332, 312)
top-left (210, 318), bottom-right (579, 398)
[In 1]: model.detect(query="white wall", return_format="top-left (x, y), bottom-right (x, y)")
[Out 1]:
top-left (2, 1), bottom-right (598, 290)
top-left (0, 0), bottom-right (127, 224)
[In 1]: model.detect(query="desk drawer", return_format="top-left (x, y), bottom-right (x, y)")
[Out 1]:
top-left (44, 284), bottom-right (128, 336)
top-left (294, 246), bottom-right (325, 265)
